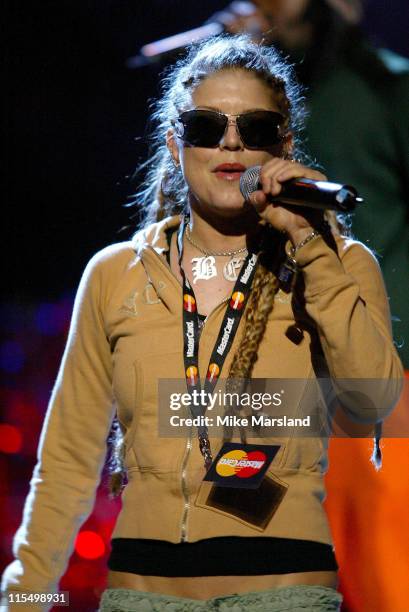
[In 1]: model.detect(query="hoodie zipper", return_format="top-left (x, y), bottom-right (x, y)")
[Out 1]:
top-left (180, 431), bottom-right (192, 542)
top-left (145, 246), bottom-right (233, 542)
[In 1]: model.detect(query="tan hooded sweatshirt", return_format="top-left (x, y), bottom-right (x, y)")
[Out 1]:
top-left (1, 215), bottom-right (403, 610)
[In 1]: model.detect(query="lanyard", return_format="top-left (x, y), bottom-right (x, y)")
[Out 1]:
top-left (177, 215), bottom-right (259, 469)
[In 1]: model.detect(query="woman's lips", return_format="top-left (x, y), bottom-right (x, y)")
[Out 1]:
top-left (213, 163), bottom-right (246, 181)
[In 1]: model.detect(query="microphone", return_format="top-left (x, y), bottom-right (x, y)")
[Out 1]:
top-left (240, 166), bottom-right (363, 212)
top-left (126, 3), bottom-right (262, 68)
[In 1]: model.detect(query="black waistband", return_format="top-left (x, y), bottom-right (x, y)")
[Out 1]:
top-left (108, 536), bottom-right (338, 576)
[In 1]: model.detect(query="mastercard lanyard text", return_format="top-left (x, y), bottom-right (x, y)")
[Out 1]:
top-left (177, 215), bottom-right (259, 470)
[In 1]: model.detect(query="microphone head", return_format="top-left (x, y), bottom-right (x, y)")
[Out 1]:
top-left (239, 165), bottom-right (261, 201)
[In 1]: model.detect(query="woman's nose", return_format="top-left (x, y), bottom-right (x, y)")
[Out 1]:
top-left (219, 118), bottom-right (244, 150)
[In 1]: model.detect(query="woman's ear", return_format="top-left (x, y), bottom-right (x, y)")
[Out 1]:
top-left (166, 129), bottom-right (180, 167)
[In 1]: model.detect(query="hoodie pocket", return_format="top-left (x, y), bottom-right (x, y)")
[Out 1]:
top-left (117, 359), bottom-right (144, 471)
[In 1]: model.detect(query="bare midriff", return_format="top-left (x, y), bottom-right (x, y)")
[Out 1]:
top-left (107, 570), bottom-right (338, 600)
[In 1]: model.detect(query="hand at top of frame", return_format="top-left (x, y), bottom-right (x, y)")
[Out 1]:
top-left (210, 2), bottom-right (270, 41)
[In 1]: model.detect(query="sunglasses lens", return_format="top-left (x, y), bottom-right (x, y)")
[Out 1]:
top-left (179, 110), bottom-right (227, 147)
top-left (237, 111), bottom-right (283, 148)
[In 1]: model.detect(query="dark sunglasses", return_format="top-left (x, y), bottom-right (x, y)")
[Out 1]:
top-left (173, 109), bottom-right (286, 149)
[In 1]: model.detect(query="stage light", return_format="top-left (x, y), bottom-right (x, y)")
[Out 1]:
top-left (75, 530), bottom-right (105, 560)
top-left (0, 341), bottom-right (25, 374)
top-left (0, 424), bottom-right (23, 454)
top-left (34, 301), bottom-right (70, 336)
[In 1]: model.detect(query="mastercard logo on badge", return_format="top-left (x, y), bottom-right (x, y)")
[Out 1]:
top-left (206, 363), bottom-right (220, 382)
top-left (186, 365), bottom-right (198, 386)
top-left (183, 294), bottom-right (196, 312)
top-left (216, 449), bottom-right (267, 479)
top-left (204, 442), bottom-right (281, 489)
top-left (230, 291), bottom-right (245, 310)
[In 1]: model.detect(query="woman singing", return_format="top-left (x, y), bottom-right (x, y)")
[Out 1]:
top-left (1, 35), bottom-right (403, 612)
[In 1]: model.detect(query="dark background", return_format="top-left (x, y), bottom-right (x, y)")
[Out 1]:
top-left (3, 0), bottom-right (409, 299)
top-left (2, 3), bottom-right (409, 610)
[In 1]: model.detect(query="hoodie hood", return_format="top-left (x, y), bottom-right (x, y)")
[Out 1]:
top-left (131, 215), bottom-right (181, 257)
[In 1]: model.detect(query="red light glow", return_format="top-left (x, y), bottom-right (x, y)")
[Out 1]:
top-left (75, 530), bottom-right (105, 560)
top-left (0, 424), bottom-right (23, 454)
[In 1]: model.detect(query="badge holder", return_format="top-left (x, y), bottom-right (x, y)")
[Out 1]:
top-left (194, 442), bottom-right (289, 531)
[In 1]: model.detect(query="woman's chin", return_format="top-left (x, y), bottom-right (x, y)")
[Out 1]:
top-left (201, 196), bottom-right (252, 219)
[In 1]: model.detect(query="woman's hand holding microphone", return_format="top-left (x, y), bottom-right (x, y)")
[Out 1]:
top-left (247, 158), bottom-right (328, 246)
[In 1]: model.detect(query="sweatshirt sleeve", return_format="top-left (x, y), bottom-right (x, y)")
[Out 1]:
top-left (292, 233), bottom-right (404, 423)
top-left (1, 251), bottom-right (116, 611)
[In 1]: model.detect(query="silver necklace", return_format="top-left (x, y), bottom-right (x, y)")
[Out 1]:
top-left (185, 226), bottom-right (248, 283)
top-left (185, 225), bottom-right (248, 257)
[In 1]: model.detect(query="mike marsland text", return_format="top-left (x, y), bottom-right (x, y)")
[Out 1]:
top-left (169, 414), bottom-right (311, 428)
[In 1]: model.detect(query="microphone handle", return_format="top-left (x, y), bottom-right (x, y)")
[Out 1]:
top-left (271, 178), bottom-right (362, 212)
